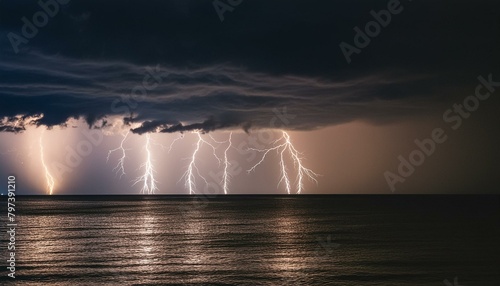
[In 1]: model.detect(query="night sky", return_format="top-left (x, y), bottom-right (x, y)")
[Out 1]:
top-left (1, 0), bottom-right (499, 194)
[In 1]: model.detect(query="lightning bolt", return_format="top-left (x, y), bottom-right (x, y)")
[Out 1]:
top-left (183, 133), bottom-right (202, 195)
top-left (133, 134), bottom-right (158, 194)
top-left (106, 131), bottom-right (129, 178)
top-left (182, 132), bottom-right (222, 194)
top-left (248, 131), bottom-right (318, 194)
top-left (168, 134), bottom-right (184, 153)
top-left (222, 132), bottom-right (233, 194)
top-left (39, 133), bottom-right (55, 195)
top-left (279, 144), bottom-right (292, 194)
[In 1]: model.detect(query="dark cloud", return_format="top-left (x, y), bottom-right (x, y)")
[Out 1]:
top-left (0, 52), bottom-right (446, 133)
top-left (0, 0), bottom-right (499, 133)
top-left (0, 125), bottom-right (24, 133)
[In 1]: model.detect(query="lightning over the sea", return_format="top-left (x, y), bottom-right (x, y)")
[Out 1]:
top-left (248, 131), bottom-right (318, 194)
top-left (106, 131), bottom-right (129, 178)
top-left (182, 132), bottom-right (222, 194)
top-left (133, 134), bottom-right (158, 194)
top-left (30, 127), bottom-right (317, 196)
top-left (39, 133), bottom-right (55, 195)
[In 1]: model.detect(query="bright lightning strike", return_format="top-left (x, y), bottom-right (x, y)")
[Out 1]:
top-left (106, 131), bottom-right (129, 178)
top-left (183, 133), bottom-right (202, 195)
top-left (133, 134), bottom-right (158, 194)
top-left (222, 132), bottom-right (233, 194)
top-left (39, 133), bottom-right (55, 195)
top-left (283, 132), bottom-right (319, 194)
top-left (182, 132), bottom-right (222, 194)
top-left (248, 131), bottom-right (318, 194)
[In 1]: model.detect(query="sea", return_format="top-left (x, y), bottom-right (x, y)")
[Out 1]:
top-left (1, 195), bottom-right (499, 285)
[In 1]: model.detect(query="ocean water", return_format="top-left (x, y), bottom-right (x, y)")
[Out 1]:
top-left (1, 195), bottom-right (498, 285)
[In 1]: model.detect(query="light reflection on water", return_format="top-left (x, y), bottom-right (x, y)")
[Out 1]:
top-left (3, 196), bottom-right (498, 285)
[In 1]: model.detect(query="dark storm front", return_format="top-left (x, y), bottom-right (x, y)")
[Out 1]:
top-left (3, 195), bottom-right (499, 285)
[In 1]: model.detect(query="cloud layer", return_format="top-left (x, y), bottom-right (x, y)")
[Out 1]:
top-left (1, 0), bottom-right (499, 133)
top-left (0, 52), bottom-right (442, 133)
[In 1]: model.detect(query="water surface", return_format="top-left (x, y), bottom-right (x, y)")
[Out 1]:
top-left (1, 195), bottom-right (498, 285)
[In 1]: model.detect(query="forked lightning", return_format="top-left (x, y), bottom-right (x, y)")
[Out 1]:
top-left (106, 131), bottom-right (129, 178)
top-left (248, 131), bottom-right (318, 194)
top-left (133, 134), bottom-right (158, 194)
top-left (182, 131), bottom-right (222, 194)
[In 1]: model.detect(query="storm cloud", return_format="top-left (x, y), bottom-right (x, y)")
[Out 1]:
top-left (1, 0), bottom-right (499, 133)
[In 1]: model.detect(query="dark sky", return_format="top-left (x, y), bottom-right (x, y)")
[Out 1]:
top-left (0, 0), bottom-right (499, 194)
